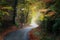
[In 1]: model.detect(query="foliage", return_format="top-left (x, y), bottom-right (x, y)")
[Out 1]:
top-left (29, 0), bottom-right (60, 40)
top-left (0, 0), bottom-right (16, 32)
top-left (0, 0), bottom-right (60, 40)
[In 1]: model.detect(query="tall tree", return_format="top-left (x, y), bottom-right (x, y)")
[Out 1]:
top-left (13, 0), bottom-right (18, 24)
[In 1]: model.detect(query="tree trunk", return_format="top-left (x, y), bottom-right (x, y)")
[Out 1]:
top-left (13, 0), bottom-right (18, 24)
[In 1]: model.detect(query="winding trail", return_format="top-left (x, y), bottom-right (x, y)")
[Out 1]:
top-left (4, 24), bottom-right (38, 40)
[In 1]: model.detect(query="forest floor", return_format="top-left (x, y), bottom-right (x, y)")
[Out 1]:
top-left (1, 25), bottom-right (60, 40)
top-left (0, 25), bottom-right (39, 40)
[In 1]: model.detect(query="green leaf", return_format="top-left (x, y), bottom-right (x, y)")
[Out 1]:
top-left (49, 5), bottom-right (56, 11)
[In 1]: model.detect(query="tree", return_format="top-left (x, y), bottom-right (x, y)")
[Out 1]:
top-left (13, 0), bottom-right (18, 24)
top-left (0, 0), bottom-right (18, 32)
